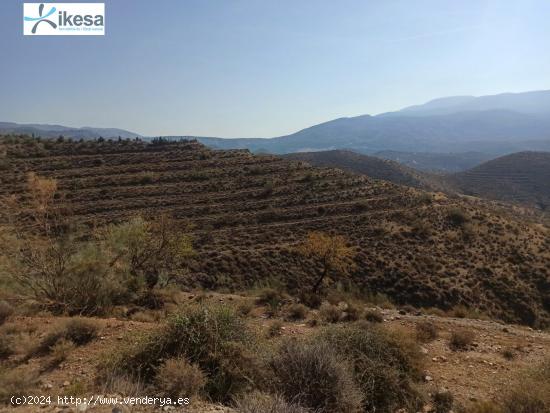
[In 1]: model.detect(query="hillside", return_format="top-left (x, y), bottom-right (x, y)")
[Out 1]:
top-left (447, 152), bottom-right (550, 210)
top-left (373, 150), bottom-right (495, 173)
top-left (0, 136), bottom-right (549, 327)
top-left (282, 150), bottom-right (446, 191)
top-left (0, 122), bottom-right (141, 140)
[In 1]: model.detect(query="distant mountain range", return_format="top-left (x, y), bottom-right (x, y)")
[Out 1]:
top-left (0, 122), bottom-right (141, 139)
top-left (194, 90), bottom-right (550, 157)
top-left (3, 90), bottom-right (550, 171)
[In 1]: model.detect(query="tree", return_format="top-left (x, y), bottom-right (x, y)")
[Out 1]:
top-left (298, 231), bottom-right (355, 293)
top-left (1, 172), bottom-right (194, 314)
top-left (101, 215), bottom-right (194, 290)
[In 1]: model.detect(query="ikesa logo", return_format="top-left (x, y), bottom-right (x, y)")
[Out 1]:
top-left (23, 3), bottom-right (104, 35)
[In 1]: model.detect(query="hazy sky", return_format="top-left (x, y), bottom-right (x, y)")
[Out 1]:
top-left (2, 0), bottom-right (550, 137)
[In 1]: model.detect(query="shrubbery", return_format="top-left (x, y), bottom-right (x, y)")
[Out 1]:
top-left (317, 322), bottom-right (424, 413)
top-left (269, 339), bottom-right (363, 413)
top-left (100, 304), bottom-right (257, 402)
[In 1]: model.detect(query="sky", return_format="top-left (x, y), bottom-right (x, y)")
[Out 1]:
top-left (1, 0), bottom-right (550, 138)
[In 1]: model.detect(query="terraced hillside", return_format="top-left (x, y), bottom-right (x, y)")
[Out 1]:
top-left (283, 150), bottom-right (448, 192)
top-left (448, 152), bottom-right (550, 210)
top-left (1, 136), bottom-right (549, 326)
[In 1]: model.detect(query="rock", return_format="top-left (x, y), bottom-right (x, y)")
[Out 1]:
top-left (76, 403), bottom-right (88, 412)
top-left (420, 347), bottom-right (429, 354)
top-left (62, 381), bottom-right (70, 387)
top-left (424, 375), bottom-right (433, 382)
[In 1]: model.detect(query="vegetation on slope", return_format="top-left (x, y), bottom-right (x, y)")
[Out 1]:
top-left (1, 135), bottom-right (549, 327)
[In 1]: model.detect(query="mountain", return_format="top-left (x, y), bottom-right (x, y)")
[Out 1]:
top-left (447, 151), bottom-right (550, 210)
top-left (1, 135), bottom-right (549, 326)
top-left (196, 90), bottom-right (550, 158)
top-left (391, 90), bottom-right (550, 117)
top-left (282, 150), bottom-right (446, 191)
top-left (0, 121), bottom-right (141, 139)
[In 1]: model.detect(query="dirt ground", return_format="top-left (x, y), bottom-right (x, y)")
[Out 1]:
top-left (1, 296), bottom-right (549, 413)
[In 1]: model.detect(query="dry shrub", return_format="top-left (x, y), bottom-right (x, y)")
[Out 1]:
top-left (256, 288), bottom-right (284, 306)
top-left (130, 310), bottom-right (156, 323)
top-left (0, 301), bottom-right (14, 325)
top-left (235, 392), bottom-right (312, 413)
top-left (267, 320), bottom-right (284, 338)
top-left (365, 309), bottom-right (384, 323)
top-left (319, 302), bottom-right (341, 323)
top-left (269, 339), bottom-right (362, 413)
top-left (318, 322), bottom-right (424, 413)
top-left (237, 300), bottom-right (254, 316)
top-left (0, 336), bottom-right (13, 360)
top-left (448, 208), bottom-right (469, 227)
top-left (0, 366), bottom-right (39, 404)
top-left (29, 318), bottom-right (98, 358)
top-left (501, 357), bottom-right (550, 413)
top-left (416, 321), bottom-right (438, 342)
top-left (101, 304), bottom-right (256, 402)
top-left (340, 302), bottom-right (361, 322)
top-left (47, 338), bottom-right (75, 369)
top-left (155, 358), bottom-right (206, 398)
top-left (464, 401), bottom-right (503, 413)
top-left (433, 391), bottom-right (453, 413)
top-left (501, 347), bottom-right (516, 361)
top-left (284, 303), bottom-right (308, 321)
top-left (256, 288), bottom-right (285, 316)
top-left (449, 329), bottom-right (475, 351)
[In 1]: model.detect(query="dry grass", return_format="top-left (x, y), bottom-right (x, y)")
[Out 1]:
top-left (416, 321), bottom-right (438, 342)
top-left (449, 329), bottom-right (476, 351)
top-left (269, 339), bottom-right (363, 413)
top-left (235, 392), bottom-right (312, 413)
top-left (155, 358), bottom-right (206, 399)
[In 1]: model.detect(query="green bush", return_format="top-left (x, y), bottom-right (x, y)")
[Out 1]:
top-left (269, 339), bottom-right (362, 413)
top-left (101, 304), bottom-right (256, 402)
top-left (317, 323), bottom-right (424, 413)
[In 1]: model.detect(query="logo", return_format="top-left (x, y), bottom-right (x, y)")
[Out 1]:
top-left (23, 3), bottom-right (105, 36)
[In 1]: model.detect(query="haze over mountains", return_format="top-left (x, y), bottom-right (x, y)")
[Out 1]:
top-left (0, 122), bottom-right (141, 140)
top-left (196, 90), bottom-right (550, 156)
top-left (3, 90), bottom-right (550, 172)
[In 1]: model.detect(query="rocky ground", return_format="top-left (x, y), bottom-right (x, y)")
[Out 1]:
top-left (1, 293), bottom-right (549, 413)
